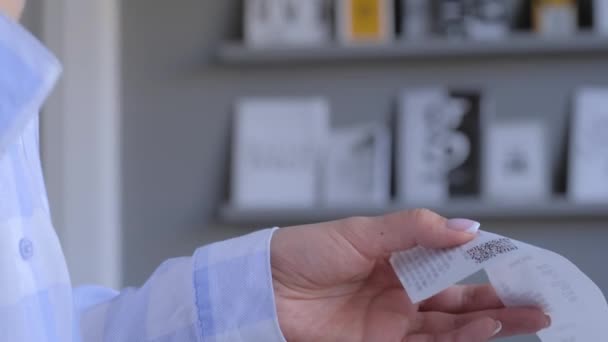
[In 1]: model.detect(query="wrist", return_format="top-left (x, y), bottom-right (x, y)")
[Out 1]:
top-left (271, 230), bottom-right (304, 341)
top-left (272, 279), bottom-right (295, 341)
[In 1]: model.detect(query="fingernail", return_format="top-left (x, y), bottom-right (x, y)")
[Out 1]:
top-left (492, 320), bottom-right (503, 337)
top-left (544, 314), bottom-right (552, 328)
top-left (446, 218), bottom-right (480, 234)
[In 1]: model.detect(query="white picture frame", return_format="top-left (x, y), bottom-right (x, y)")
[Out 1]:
top-left (595, 0), bottom-right (608, 35)
top-left (324, 124), bottom-right (391, 206)
top-left (244, 0), bottom-right (332, 47)
top-left (568, 88), bottom-right (608, 203)
top-left (483, 121), bottom-right (551, 202)
top-left (398, 89), bottom-right (450, 204)
top-left (231, 97), bottom-right (330, 208)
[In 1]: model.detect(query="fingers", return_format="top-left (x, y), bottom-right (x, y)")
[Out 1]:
top-left (408, 317), bottom-right (501, 342)
top-left (420, 285), bottom-right (504, 313)
top-left (379, 210), bottom-right (479, 250)
top-left (414, 307), bottom-right (549, 337)
top-left (334, 209), bottom-right (478, 259)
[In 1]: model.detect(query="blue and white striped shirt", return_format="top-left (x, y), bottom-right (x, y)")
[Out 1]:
top-left (0, 14), bottom-right (285, 342)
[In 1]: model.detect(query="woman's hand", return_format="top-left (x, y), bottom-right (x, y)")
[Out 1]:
top-left (271, 210), bottom-right (550, 341)
top-left (0, 0), bottom-right (24, 20)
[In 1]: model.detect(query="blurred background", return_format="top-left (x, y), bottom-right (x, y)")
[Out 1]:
top-left (22, 1), bottom-right (608, 341)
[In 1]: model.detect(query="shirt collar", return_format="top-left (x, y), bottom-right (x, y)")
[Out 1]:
top-left (0, 13), bottom-right (61, 155)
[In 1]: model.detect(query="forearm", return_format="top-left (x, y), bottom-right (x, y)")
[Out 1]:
top-left (75, 229), bottom-right (286, 341)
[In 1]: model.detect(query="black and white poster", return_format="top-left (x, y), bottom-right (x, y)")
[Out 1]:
top-left (464, 0), bottom-right (512, 39)
top-left (436, 0), bottom-right (467, 37)
top-left (446, 90), bottom-right (482, 196)
top-left (398, 88), bottom-right (483, 204)
top-left (436, 0), bottom-right (513, 39)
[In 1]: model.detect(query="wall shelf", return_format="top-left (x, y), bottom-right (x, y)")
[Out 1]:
top-left (219, 198), bottom-right (608, 226)
top-left (217, 33), bottom-right (608, 65)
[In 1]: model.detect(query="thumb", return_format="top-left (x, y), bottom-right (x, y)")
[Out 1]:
top-left (335, 209), bottom-right (479, 259)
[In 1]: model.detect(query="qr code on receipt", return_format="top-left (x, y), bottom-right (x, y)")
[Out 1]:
top-left (465, 238), bottom-right (518, 264)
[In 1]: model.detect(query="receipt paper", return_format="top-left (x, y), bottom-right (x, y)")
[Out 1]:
top-left (390, 230), bottom-right (608, 341)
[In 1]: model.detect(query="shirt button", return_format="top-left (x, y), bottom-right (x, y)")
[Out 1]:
top-left (19, 238), bottom-right (34, 260)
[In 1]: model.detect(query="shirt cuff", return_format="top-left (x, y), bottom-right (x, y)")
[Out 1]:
top-left (192, 228), bottom-right (286, 342)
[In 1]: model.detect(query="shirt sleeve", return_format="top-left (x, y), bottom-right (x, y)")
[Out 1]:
top-left (74, 228), bottom-right (287, 342)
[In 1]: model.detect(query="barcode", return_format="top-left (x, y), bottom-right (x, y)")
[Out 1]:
top-left (466, 238), bottom-right (518, 264)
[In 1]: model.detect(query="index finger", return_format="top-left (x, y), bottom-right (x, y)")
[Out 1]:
top-left (334, 209), bottom-right (479, 259)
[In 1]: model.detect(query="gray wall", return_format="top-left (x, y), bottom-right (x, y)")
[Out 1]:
top-left (21, 0), bottom-right (41, 35)
top-left (121, 1), bottom-right (608, 341)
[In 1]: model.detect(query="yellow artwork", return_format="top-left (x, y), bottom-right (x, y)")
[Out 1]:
top-left (339, 0), bottom-right (392, 43)
top-left (350, 0), bottom-right (383, 39)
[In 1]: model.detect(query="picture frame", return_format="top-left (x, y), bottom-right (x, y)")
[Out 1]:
top-left (595, 0), bottom-right (608, 35)
top-left (231, 97), bottom-right (330, 208)
top-left (336, 0), bottom-right (395, 44)
top-left (436, 0), bottom-right (467, 38)
top-left (397, 88), bottom-right (485, 204)
top-left (483, 121), bottom-right (551, 201)
top-left (532, 0), bottom-right (578, 36)
top-left (400, 0), bottom-right (432, 39)
top-left (244, 0), bottom-right (332, 47)
top-left (324, 123), bottom-right (391, 206)
top-left (568, 88), bottom-right (608, 203)
top-left (464, 0), bottom-right (512, 40)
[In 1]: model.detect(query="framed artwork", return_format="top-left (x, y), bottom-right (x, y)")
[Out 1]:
top-left (436, 0), bottom-right (468, 37)
top-left (437, 0), bottom-right (513, 39)
top-left (397, 88), bottom-right (484, 204)
top-left (337, 0), bottom-right (394, 44)
top-left (568, 88), bottom-right (608, 202)
top-left (231, 97), bottom-right (330, 208)
top-left (595, 0), bottom-right (608, 35)
top-left (464, 0), bottom-right (512, 40)
top-left (244, 0), bottom-right (332, 47)
top-left (324, 124), bottom-right (391, 206)
top-left (532, 0), bottom-right (578, 35)
top-left (400, 0), bottom-right (432, 39)
top-left (483, 121), bottom-right (551, 201)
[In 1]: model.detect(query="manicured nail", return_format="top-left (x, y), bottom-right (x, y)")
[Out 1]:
top-left (492, 320), bottom-right (503, 337)
top-left (446, 218), bottom-right (480, 234)
top-left (544, 314), bottom-right (552, 328)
